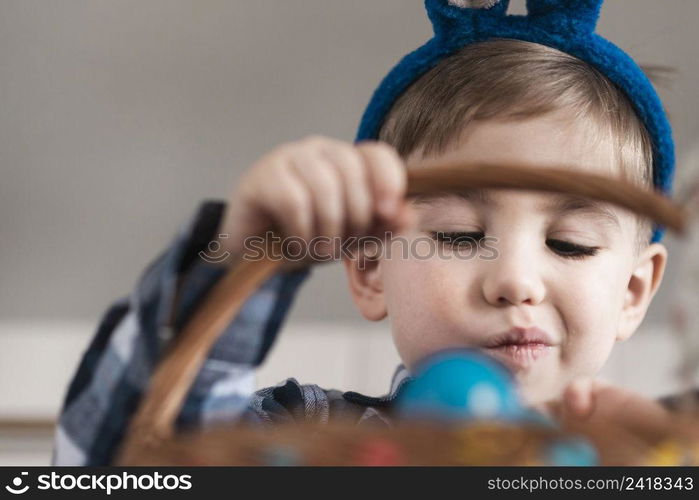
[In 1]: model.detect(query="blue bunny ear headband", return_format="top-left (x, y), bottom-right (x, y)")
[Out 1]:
top-left (355, 0), bottom-right (675, 243)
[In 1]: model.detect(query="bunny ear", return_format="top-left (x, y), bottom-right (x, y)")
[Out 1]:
top-left (526, 0), bottom-right (604, 34)
top-left (426, 0), bottom-right (510, 38)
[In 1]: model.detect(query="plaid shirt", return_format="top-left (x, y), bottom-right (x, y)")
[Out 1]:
top-left (52, 201), bottom-right (410, 466)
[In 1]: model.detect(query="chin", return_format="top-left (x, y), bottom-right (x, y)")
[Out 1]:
top-left (517, 373), bottom-right (564, 407)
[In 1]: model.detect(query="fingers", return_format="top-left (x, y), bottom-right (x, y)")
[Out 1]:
top-left (389, 201), bottom-right (418, 235)
top-left (225, 135), bottom-right (409, 267)
top-left (289, 144), bottom-right (345, 241)
top-left (277, 137), bottom-right (408, 244)
top-left (318, 142), bottom-right (373, 236)
top-left (254, 160), bottom-right (314, 242)
top-left (557, 380), bottom-right (682, 453)
top-left (357, 141), bottom-right (407, 221)
top-left (356, 141), bottom-right (412, 240)
top-left (561, 377), bottom-right (596, 419)
top-left (530, 378), bottom-right (595, 425)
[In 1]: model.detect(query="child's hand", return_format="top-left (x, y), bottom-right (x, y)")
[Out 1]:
top-left (217, 136), bottom-right (414, 269)
top-left (539, 379), bottom-right (698, 460)
top-left (552, 379), bottom-right (675, 439)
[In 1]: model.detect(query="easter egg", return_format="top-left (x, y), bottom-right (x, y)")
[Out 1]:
top-left (545, 438), bottom-right (598, 466)
top-left (396, 349), bottom-right (524, 421)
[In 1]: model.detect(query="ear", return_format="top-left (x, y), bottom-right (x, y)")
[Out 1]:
top-left (342, 244), bottom-right (388, 322)
top-left (616, 243), bottom-right (668, 342)
top-left (526, 0), bottom-right (603, 34)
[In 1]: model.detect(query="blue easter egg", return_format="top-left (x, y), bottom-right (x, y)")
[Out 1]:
top-left (396, 349), bottom-right (524, 421)
top-left (546, 438), bottom-right (598, 466)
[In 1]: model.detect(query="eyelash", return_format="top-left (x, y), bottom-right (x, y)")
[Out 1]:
top-left (429, 231), bottom-right (600, 260)
top-left (546, 239), bottom-right (600, 260)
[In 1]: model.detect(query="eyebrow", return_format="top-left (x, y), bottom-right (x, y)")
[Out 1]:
top-left (542, 194), bottom-right (621, 229)
top-left (412, 189), bottom-right (495, 207)
top-left (411, 190), bottom-right (621, 228)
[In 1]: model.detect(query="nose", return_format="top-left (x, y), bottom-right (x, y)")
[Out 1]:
top-left (481, 243), bottom-right (546, 307)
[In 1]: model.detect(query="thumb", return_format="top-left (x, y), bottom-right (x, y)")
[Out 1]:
top-left (383, 200), bottom-right (416, 236)
top-left (561, 377), bottom-right (596, 420)
top-left (367, 200), bottom-right (416, 243)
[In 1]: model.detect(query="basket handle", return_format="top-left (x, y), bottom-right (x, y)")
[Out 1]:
top-left (117, 162), bottom-right (688, 460)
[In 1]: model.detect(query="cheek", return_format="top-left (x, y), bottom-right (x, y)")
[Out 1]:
top-left (555, 259), bottom-right (628, 375)
top-left (381, 254), bottom-right (471, 368)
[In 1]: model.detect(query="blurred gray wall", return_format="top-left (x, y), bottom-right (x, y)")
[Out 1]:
top-left (1, 0), bottom-right (697, 325)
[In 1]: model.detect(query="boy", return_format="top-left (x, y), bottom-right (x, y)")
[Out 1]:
top-left (53, 1), bottom-right (687, 465)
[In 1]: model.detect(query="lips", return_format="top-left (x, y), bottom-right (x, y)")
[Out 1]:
top-left (482, 326), bottom-right (555, 371)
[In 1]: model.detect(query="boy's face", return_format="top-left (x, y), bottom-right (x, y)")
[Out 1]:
top-left (345, 112), bottom-right (667, 405)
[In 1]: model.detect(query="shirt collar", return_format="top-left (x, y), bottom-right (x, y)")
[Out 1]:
top-left (388, 364), bottom-right (412, 397)
top-left (341, 364), bottom-right (413, 408)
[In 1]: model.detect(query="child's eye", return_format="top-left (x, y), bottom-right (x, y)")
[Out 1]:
top-left (546, 239), bottom-right (599, 259)
top-left (430, 231), bottom-right (484, 247)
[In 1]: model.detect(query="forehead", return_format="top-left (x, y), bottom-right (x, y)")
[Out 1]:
top-left (407, 111), bottom-right (618, 179)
